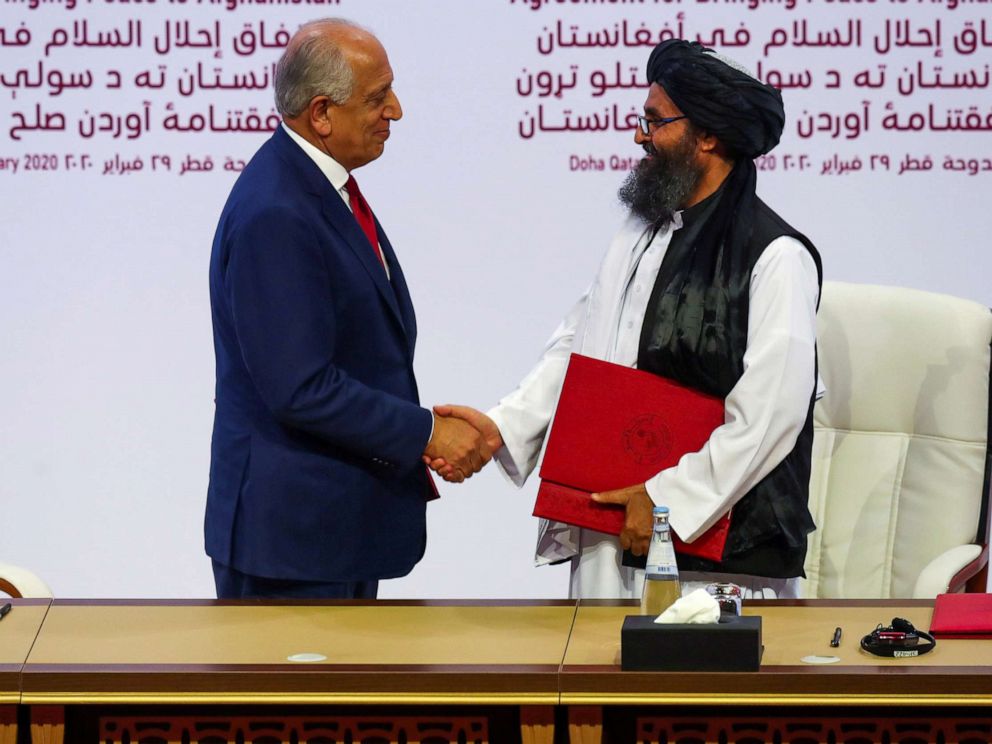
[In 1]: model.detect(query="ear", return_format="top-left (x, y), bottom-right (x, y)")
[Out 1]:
top-left (696, 130), bottom-right (721, 154)
top-left (308, 95), bottom-right (333, 138)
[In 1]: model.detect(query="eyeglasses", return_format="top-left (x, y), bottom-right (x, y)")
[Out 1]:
top-left (637, 115), bottom-right (687, 136)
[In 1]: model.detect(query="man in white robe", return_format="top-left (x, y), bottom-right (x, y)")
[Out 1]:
top-left (428, 41), bottom-right (821, 599)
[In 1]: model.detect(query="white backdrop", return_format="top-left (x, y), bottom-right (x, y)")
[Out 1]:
top-left (1, 0), bottom-right (990, 598)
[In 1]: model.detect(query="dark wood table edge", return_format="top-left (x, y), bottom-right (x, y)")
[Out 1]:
top-left (48, 599), bottom-right (579, 607)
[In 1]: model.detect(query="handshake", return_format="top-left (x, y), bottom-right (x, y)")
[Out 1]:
top-left (422, 405), bottom-right (503, 483)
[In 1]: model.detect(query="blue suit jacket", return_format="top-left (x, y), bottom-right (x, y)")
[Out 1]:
top-left (205, 126), bottom-right (434, 582)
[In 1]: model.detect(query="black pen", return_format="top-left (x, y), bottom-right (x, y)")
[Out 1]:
top-left (0, 603), bottom-right (11, 621)
top-left (830, 626), bottom-right (842, 647)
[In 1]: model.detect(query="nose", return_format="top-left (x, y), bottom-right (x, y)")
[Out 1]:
top-left (634, 126), bottom-right (648, 146)
top-left (384, 89), bottom-right (403, 121)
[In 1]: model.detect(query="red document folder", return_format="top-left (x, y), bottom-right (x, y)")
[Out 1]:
top-left (535, 353), bottom-right (730, 562)
top-left (930, 593), bottom-right (992, 638)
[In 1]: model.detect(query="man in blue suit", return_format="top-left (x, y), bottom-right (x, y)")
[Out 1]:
top-left (206, 18), bottom-right (488, 599)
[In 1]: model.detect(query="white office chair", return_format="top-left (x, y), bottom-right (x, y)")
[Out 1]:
top-left (802, 282), bottom-right (992, 598)
top-left (0, 562), bottom-right (53, 598)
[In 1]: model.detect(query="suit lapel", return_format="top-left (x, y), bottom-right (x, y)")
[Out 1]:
top-left (376, 222), bottom-right (417, 356)
top-left (317, 193), bottom-right (406, 337)
top-left (269, 128), bottom-right (409, 342)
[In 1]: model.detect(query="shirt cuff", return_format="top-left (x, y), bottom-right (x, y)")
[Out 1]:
top-left (487, 406), bottom-right (528, 487)
top-left (424, 408), bottom-right (435, 450)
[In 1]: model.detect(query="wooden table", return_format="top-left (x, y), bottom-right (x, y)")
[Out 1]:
top-left (21, 599), bottom-right (576, 744)
top-left (561, 599), bottom-right (992, 743)
top-left (8, 598), bottom-right (992, 743)
top-left (0, 599), bottom-right (50, 744)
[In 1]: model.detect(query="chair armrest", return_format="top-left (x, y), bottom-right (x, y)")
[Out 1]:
top-left (912, 544), bottom-right (985, 598)
top-left (0, 562), bottom-right (53, 598)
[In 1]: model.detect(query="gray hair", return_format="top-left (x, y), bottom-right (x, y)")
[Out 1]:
top-left (274, 18), bottom-right (366, 117)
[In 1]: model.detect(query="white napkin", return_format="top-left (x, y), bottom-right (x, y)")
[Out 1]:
top-left (653, 587), bottom-right (721, 625)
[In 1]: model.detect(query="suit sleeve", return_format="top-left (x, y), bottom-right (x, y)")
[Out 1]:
top-left (225, 204), bottom-right (433, 468)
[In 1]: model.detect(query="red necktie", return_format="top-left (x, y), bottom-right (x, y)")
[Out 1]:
top-left (345, 175), bottom-right (385, 267)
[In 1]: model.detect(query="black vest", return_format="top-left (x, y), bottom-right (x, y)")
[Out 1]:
top-left (638, 194), bottom-right (822, 579)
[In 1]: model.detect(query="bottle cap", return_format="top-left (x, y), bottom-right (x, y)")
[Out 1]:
top-left (652, 506), bottom-right (669, 515)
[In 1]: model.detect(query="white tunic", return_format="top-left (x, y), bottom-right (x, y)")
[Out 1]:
top-left (488, 213), bottom-right (820, 599)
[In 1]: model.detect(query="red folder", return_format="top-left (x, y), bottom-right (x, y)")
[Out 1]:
top-left (930, 593), bottom-right (992, 638)
top-left (535, 353), bottom-right (730, 562)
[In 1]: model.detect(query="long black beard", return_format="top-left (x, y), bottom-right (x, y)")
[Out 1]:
top-left (618, 135), bottom-right (704, 226)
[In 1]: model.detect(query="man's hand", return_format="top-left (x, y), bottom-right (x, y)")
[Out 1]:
top-left (591, 484), bottom-right (654, 556)
top-left (424, 405), bottom-right (503, 483)
top-left (424, 412), bottom-right (492, 483)
top-left (434, 405), bottom-right (503, 451)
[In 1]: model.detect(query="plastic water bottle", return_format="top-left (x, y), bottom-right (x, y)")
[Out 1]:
top-left (640, 506), bottom-right (681, 616)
